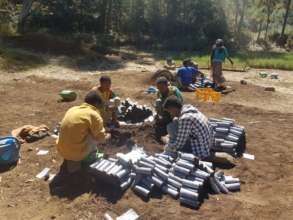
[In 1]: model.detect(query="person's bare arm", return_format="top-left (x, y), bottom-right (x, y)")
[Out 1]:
top-left (91, 86), bottom-right (98, 91)
top-left (210, 48), bottom-right (215, 65)
top-left (228, 57), bottom-right (234, 65)
top-left (225, 48), bottom-right (233, 65)
top-left (111, 110), bottom-right (120, 127)
top-left (198, 70), bottom-right (205, 78)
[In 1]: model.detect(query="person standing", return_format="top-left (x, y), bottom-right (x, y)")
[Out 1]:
top-left (210, 39), bottom-right (233, 90)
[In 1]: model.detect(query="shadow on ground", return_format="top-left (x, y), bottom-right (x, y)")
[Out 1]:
top-left (0, 44), bottom-right (47, 72)
top-left (0, 162), bottom-right (17, 174)
top-left (70, 55), bottom-right (125, 72)
top-left (1, 35), bottom-right (127, 73)
top-left (213, 161), bottom-right (236, 169)
top-left (49, 167), bottom-right (124, 203)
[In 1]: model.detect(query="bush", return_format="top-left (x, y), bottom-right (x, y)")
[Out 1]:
top-left (256, 38), bottom-right (272, 51)
top-left (93, 34), bottom-right (115, 54)
top-left (269, 32), bottom-right (288, 46)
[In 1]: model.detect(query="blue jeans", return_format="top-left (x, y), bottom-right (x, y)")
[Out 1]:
top-left (167, 119), bottom-right (179, 144)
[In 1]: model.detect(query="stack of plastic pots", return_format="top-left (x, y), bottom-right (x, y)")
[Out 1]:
top-left (209, 118), bottom-right (246, 157)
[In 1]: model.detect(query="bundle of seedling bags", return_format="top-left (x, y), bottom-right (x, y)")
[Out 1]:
top-left (89, 154), bottom-right (136, 191)
top-left (131, 152), bottom-right (211, 208)
top-left (209, 118), bottom-right (246, 157)
top-left (89, 150), bottom-right (241, 209)
top-left (117, 99), bottom-right (154, 126)
top-left (191, 78), bottom-right (215, 90)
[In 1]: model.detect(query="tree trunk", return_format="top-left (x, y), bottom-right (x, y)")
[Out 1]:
top-left (100, 0), bottom-right (108, 33)
top-left (183, 0), bottom-right (187, 35)
top-left (113, 0), bottom-right (122, 33)
top-left (237, 0), bottom-right (247, 33)
top-left (106, 0), bottom-right (113, 33)
top-left (257, 21), bottom-right (263, 41)
top-left (264, 5), bottom-right (271, 41)
top-left (234, 0), bottom-right (240, 32)
top-left (280, 0), bottom-right (292, 40)
top-left (18, 0), bottom-right (34, 33)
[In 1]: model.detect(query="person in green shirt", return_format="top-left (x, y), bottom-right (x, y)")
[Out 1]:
top-left (154, 77), bottom-right (183, 140)
top-left (210, 39), bottom-right (233, 90)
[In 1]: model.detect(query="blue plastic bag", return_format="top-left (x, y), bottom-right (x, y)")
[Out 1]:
top-left (0, 136), bottom-right (21, 165)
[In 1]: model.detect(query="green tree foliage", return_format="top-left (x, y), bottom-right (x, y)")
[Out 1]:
top-left (20, 0), bottom-right (230, 50)
top-left (1, 0), bottom-right (292, 50)
top-left (0, 0), bottom-right (18, 34)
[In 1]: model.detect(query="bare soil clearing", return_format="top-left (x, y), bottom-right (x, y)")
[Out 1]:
top-left (0, 62), bottom-right (293, 220)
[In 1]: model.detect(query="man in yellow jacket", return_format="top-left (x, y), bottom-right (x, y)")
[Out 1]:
top-left (57, 91), bottom-right (111, 174)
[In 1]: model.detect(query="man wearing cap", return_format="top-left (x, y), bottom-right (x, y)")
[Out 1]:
top-left (155, 77), bottom-right (183, 140)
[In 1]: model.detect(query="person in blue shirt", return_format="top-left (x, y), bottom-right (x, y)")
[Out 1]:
top-left (210, 39), bottom-right (233, 90)
top-left (176, 59), bottom-right (203, 92)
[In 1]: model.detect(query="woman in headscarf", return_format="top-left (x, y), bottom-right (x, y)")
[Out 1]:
top-left (210, 39), bottom-right (233, 90)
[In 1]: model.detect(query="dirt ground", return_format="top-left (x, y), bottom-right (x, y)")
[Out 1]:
top-left (1, 57), bottom-right (293, 220)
